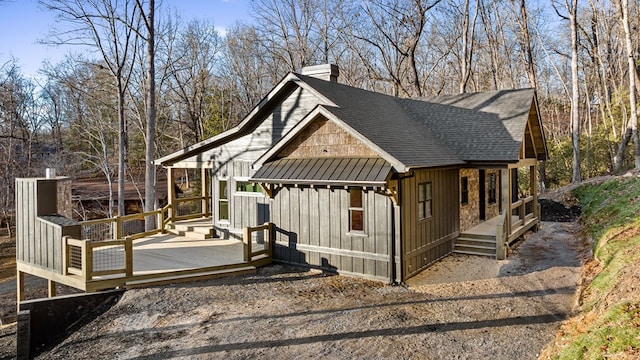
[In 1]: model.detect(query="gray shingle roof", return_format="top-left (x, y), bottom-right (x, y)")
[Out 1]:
top-left (296, 75), bottom-right (465, 168)
top-left (297, 74), bottom-right (536, 166)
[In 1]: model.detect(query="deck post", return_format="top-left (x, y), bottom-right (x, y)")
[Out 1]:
top-left (157, 210), bottom-right (163, 233)
top-left (496, 213), bottom-right (506, 260)
top-left (167, 167), bottom-right (176, 223)
top-left (500, 169), bottom-right (511, 234)
top-left (530, 163), bottom-right (540, 231)
top-left (125, 237), bottom-right (133, 277)
top-left (62, 236), bottom-right (69, 275)
top-left (201, 167), bottom-right (209, 217)
top-left (17, 270), bottom-right (24, 309)
top-left (114, 217), bottom-right (122, 240)
top-left (243, 227), bottom-right (251, 263)
top-left (266, 222), bottom-right (274, 257)
top-left (47, 280), bottom-right (56, 298)
top-left (82, 240), bottom-right (93, 282)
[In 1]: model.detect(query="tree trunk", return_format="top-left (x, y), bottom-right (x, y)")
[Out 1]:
top-left (143, 0), bottom-right (157, 231)
top-left (614, 0), bottom-right (640, 171)
top-left (569, 0), bottom-right (582, 183)
top-left (117, 79), bottom-right (126, 217)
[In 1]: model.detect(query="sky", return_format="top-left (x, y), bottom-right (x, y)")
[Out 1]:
top-left (0, 0), bottom-right (252, 79)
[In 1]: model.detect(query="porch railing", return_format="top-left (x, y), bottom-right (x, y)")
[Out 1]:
top-left (243, 222), bottom-right (274, 263)
top-left (63, 236), bottom-right (133, 281)
top-left (80, 205), bottom-right (172, 241)
top-left (510, 196), bottom-right (535, 230)
top-left (173, 195), bottom-right (211, 221)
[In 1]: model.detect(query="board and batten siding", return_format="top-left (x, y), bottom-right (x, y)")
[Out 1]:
top-left (15, 178), bottom-right (76, 273)
top-left (212, 160), bottom-right (270, 236)
top-left (176, 86), bottom-right (322, 168)
top-left (270, 186), bottom-right (393, 282)
top-left (401, 168), bottom-right (460, 279)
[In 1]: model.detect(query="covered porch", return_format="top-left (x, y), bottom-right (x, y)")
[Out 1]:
top-left (455, 160), bottom-right (541, 259)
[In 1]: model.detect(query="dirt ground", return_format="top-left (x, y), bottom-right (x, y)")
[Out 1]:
top-left (0, 220), bottom-right (585, 360)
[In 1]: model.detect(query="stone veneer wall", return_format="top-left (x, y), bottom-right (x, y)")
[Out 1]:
top-left (56, 178), bottom-right (73, 219)
top-left (459, 168), bottom-right (479, 232)
top-left (459, 168), bottom-right (502, 232)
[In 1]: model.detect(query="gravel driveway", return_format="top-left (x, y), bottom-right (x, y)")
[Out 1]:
top-left (34, 221), bottom-right (586, 360)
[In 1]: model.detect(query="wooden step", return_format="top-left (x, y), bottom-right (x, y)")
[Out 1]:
top-left (454, 235), bottom-right (497, 257)
top-left (456, 237), bottom-right (496, 247)
top-left (453, 249), bottom-right (497, 258)
top-left (458, 232), bottom-right (496, 241)
top-left (166, 227), bottom-right (215, 240)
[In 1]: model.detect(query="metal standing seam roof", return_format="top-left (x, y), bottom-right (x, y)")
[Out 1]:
top-left (250, 157), bottom-right (392, 186)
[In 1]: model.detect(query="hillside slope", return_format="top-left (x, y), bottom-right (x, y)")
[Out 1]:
top-left (540, 176), bottom-right (640, 359)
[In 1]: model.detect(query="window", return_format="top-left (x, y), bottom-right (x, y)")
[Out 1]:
top-left (349, 188), bottom-right (364, 233)
top-left (418, 182), bottom-right (432, 220)
top-left (488, 173), bottom-right (497, 204)
top-left (461, 176), bottom-right (469, 205)
top-left (236, 181), bottom-right (262, 194)
top-left (218, 180), bottom-right (229, 221)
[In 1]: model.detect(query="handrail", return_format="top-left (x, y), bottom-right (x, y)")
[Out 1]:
top-left (174, 195), bottom-right (211, 203)
top-left (80, 206), bottom-right (173, 241)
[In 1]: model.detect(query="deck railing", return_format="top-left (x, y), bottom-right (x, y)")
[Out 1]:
top-left (510, 196), bottom-right (535, 230)
top-left (80, 205), bottom-right (172, 242)
top-left (63, 236), bottom-right (133, 281)
top-left (173, 195), bottom-right (211, 221)
top-left (243, 222), bottom-right (274, 263)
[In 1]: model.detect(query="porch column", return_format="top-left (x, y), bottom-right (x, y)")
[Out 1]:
top-left (167, 167), bottom-right (175, 223)
top-left (530, 162), bottom-right (540, 230)
top-left (201, 167), bottom-right (209, 217)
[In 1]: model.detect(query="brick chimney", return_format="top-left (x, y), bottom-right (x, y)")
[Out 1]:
top-left (300, 64), bottom-right (339, 82)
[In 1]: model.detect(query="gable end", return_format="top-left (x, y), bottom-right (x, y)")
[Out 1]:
top-left (276, 117), bottom-right (378, 159)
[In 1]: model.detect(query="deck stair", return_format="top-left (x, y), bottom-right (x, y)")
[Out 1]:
top-left (454, 232), bottom-right (497, 258)
top-left (166, 221), bottom-right (215, 240)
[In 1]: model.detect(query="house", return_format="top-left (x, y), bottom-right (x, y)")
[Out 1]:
top-left (157, 64), bottom-right (547, 283)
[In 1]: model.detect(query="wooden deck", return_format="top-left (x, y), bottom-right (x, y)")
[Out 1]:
top-left (117, 234), bottom-right (244, 275)
top-left (17, 218), bottom-right (273, 298)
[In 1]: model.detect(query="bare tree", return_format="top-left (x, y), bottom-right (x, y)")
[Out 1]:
top-left (343, 0), bottom-right (441, 97)
top-left (136, 0), bottom-right (157, 229)
top-left (458, 0), bottom-right (479, 94)
top-left (613, 0), bottom-right (640, 171)
top-left (40, 0), bottom-right (142, 216)
top-left (554, 0), bottom-right (582, 182)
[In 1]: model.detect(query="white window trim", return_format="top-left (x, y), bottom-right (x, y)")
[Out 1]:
top-left (347, 188), bottom-right (367, 236)
top-left (233, 177), bottom-right (265, 197)
top-left (218, 178), bottom-right (230, 224)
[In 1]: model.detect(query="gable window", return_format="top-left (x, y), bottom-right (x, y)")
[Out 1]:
top-left (488, 173), bottom-right (497, 204)
top-left (418, 182), bottom-right (432, 220)
top-left (349, 188), bottom-right (364, 233)
top-left (235, 178), bottom-right (263, 196)
top-left (218, 180), bottom-right (229, 222)
top-left (461, 176), bottom-right (469, 205)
